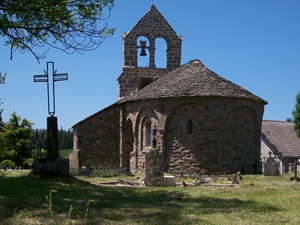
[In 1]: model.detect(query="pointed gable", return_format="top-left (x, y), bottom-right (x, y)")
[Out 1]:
top-left (124, 5), bottom-right (180, 41)
top-left (119, 59), bottom-right (268, 104)
top-left (122, 5), bottom-right (182, 69)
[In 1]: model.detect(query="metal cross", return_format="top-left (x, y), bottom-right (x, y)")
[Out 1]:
top-left (33, 61), bottom-right (68, 117)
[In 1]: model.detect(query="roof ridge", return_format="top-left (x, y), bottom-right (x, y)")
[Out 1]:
top-left (263, 120), bottom-right (293, 123)
top-left (119, 58), bottom-right (267, 104)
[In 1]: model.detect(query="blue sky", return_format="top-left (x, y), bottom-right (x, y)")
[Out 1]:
top-left (1, 0), bottom-right (300, 129)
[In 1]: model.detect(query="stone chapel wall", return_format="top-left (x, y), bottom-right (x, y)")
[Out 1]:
top-left (73, 104), bottom-right (120, 167)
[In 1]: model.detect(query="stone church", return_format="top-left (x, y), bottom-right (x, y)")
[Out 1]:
top-left (71, 5), bottom-right (267, 174)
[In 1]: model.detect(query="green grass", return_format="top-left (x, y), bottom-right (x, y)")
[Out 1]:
top-left (59, 149), bottom-right (73, 158)
top-left (0, 171), bottom-right (299, 224)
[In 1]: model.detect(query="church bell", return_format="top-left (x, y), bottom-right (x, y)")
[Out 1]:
top-left (140, 48), bottom-right (147, 56)
top-left (139, 40), bottom-right (147, 56)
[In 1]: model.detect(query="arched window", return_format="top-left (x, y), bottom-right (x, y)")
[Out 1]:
top-left (143, 118), bottom-right (152, 147)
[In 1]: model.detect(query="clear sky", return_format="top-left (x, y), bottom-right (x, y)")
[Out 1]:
top-left (1, 0), bottom-right (300, 129)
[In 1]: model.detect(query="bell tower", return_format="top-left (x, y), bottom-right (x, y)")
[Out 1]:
top-left (118, 5), bottom-right (182, 99)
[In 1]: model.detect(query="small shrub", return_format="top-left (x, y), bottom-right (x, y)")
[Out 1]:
top-left (1, 159), bottom-right (16, 169)
top-left (22, 158), bottom-right (34, 169)
top-left (85, 160), bottom-right (94, 170)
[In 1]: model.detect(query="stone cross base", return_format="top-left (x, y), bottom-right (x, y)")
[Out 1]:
top-left (32, 158), bottom-right (69, 175)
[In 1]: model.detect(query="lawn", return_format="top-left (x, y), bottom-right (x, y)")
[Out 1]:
top-left (59, 149), bottom-right (73, 158)
top-left (0, 171), bottom-right (299, 225)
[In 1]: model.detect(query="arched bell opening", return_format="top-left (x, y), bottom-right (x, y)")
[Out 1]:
top-left (155, 37), bottom-right (167, 68)
top-left (137, 36), bottom-right (150, 67)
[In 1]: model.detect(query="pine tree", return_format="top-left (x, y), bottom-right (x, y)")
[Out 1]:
top-left (0, 112), bottom-right (33, 166)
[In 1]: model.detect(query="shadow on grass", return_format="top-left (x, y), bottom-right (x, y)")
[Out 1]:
top-left (0, 174), bottom-right (280, 224)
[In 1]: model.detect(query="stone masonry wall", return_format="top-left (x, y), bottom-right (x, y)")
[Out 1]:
top-left (123, 96), bottom-right (264, 174)
top-left (73, 104), bottom-right (120, 167)
top-left (118, 67), bottom-right (171, 98)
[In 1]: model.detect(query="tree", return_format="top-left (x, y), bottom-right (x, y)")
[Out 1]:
top-left (0, 73), bottom-right (5, 115)
top-left (30, 127), bottom-right (73, 154)
top-left (0, 112), bottom-right (33, 166)
top-left (292, 91), bottom-right (300, 138)
top-left (0, 0), bottom-right (115, 61)
top-left (58, 128), bottom-right (73, 149)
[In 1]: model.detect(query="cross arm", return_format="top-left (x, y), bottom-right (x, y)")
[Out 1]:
top-left (33, 74), bottom-right (48, 82)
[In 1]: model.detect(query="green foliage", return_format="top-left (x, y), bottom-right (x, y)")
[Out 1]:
top-left (46, 189), bottom-right (57, 215)
top-left (0, 0), bottom-right (115, 61)
top-left (0, 112), bottom-right (33, 166)
top-left (22, 158), bottom-right (34, 168)
top-left (31, 129), bottom-right (47, 151)
top-left (31, 149), bottom-right (47, 159)
top-left (85, 159), bottom-right (94, 169)
top-left (84, 199), bottom-right (95, 219)
top-left (1, 159), bottom-right (16, 169)
top-left (58, 128), bottom-right (73, 150)
top-left (292, 91), bottom-right (300, 138)
top-left (0, 72), bottom-right (5, 114)
top-left (31, 128), bottom-right (73, 151)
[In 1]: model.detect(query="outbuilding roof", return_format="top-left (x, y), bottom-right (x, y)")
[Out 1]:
top-left (261, 120), bottom-right (300, 157)
top-left (119, 59), bottom-right (267, 104)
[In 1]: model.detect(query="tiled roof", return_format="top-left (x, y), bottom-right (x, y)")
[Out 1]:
top-left (72, 103), bottom-right (118, 128)
top-left (261, 120), bottom-right (300, 157)
top-left (119, 59), bottom-right (267, 104)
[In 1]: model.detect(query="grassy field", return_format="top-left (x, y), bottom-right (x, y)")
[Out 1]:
top-left (0, 171), bottom-right (299, 225)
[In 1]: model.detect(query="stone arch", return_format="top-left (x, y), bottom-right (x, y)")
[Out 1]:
top-left (142, 117), bottom-right (152, 148)
top-left (135, 106), bottom-right (159, 170)
top-left (165, 103), bottom-right (217, 174)
top-left (223, 105), bottom-right (260, 174)
top-left (135, 33), bottom-right (172, 69)
top-left (122, 119), bottom-right (134, 170)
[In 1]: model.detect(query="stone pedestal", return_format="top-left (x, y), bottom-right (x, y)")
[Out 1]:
top-left (32, 158), bottom-right (69, 175)
top-left (164, 176), bottom-right (176, 187)
top-left (47, 117), bottom-right (59, 160)
top-left (145, 149), bottom-right (164, 186)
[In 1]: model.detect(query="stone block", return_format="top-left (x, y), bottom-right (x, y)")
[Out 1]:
top-left (164, 176), bottom-right (176, 187)
top-left (264, 157), bottom-right (279, 176)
